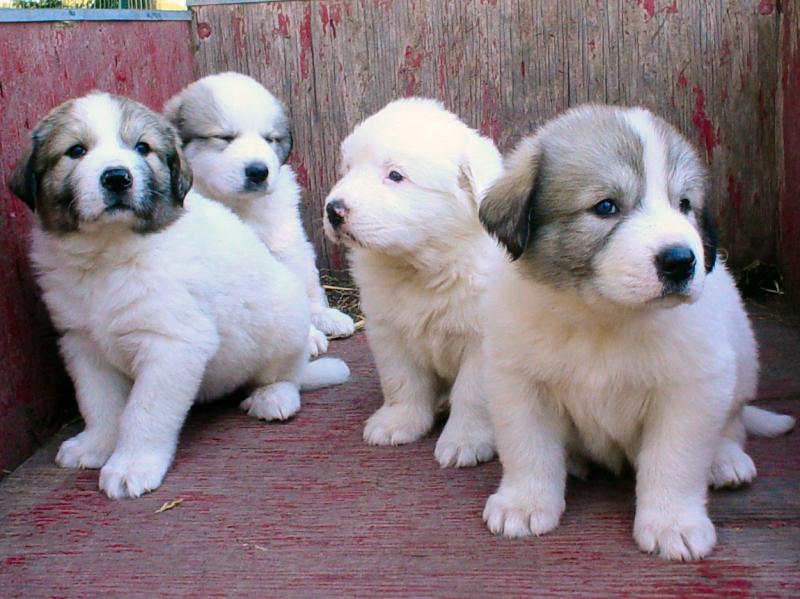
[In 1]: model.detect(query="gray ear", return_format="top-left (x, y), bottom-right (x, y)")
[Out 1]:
top-left (276, 129), bottom-right (292, 165)
top-left (9, 140), bottom-right (38, 211)
top-left (479, 136), bottom-right (541, 260)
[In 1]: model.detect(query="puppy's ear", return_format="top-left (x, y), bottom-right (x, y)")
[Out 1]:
top-left (167, 134), bottom-right (193, 205)
top-left (479, 136), bottom-right (541, 260)
top-left (277, 129), bottom-right (293, 165)
top-left (9, 141), bottom-right (38, 211)
top-left (163, 92), bottom-right (182, 128)
top-left (699, 205), bottom-right (718, 273)
top-left (459, 134), bottom-right (503, 207)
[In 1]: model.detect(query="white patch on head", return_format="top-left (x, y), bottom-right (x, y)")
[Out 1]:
top-left (590, 108), bottom-right (706, 306)
top-left (70, 93), bottom-right (147, 226)
top-left (322, 98), bottom-right (501, 254)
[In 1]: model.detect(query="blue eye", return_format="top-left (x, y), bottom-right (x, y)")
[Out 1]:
top-left (135, 142), bottom-right (151, 156)
top-left (388, 170), bottom-right (404, 183)
top-left (592, 199), bottom-right (619, 217)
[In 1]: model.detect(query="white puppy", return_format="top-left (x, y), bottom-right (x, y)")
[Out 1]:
top-left (12, 92), bottom-right (349, 499)
top-left (165, 72), bottom-right (355, 356)
top-left (478, 105), bottom-right (795, 560)
top-left (323, 98), bottom-right (503, 467)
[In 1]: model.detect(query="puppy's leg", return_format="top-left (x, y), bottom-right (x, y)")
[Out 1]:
top-left (240, 349), bottom-right (306, 422)
top-left (56, 332), bottom-right (130, 469)
top-left (483, 376), bottom-right (568, 538)
top-left (302, 242), bottom-right (355, 339)
top-left (307, 325), bottom-right (329, 357)
top-left (363, 329), bottom-right (436, 445)
top-left (634, 382), bottom-right (726, 561)
top-left (709, 415), bottom-right (756, 489)
top-left (434, 347), bottom-right (495, 468)
top-left (100, 331), bottom-right (218, 499)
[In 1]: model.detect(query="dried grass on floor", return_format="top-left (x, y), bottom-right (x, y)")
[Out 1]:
top-left (319, 270), bottom-right (364, 331)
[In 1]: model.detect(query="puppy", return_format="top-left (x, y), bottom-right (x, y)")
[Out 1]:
top-left (11, 92), bottom-right (349, 499)
top-left (323, 98), bottom-right (503, 467)
top-left (478, 104), bottom-right (795, 560)
top-left (165, 72), bottom-right (355, 356)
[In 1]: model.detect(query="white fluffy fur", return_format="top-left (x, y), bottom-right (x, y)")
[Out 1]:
top-left (165, 73), bottom-right (354, 356)
top-left (31, 95), bottom-right (349, 499)
top-left (481, 107), bottom-right (794, 561)
top-left (324, 98), bottom-right (503, 467)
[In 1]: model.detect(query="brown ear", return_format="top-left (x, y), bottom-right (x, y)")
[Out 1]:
top-left (9, 141), bottom-right (38, 211)
top-left (167, 134), bottom-right (193, 205)
top-left (479, 136), bottom-right (541, 260)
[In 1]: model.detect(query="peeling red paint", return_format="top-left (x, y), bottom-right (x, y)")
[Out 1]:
top-left (727, 174), bottom-right (743, 228)
top-left (399, 45), bottom-right (427, 96)
top-left (232, 15), bottom-right (245, 55)
top-left (294, 161), bottom-right (309, 189)
top-left (758, 0), bottom-right (775, 16)
top-left (479, 82), bottom-right (501, 142)
top-left (691, 85), bottom-right (720, 160)
top-left (588, 38), bottom-right (596, 58)
top-left (436, 43), bottom-right (447, 93)
top-left (196, 21), bottom-right (212, 40)
top-left (719, 39), bottom-right (731, 66)
top-left (677, 68), bottom-right (687, 89)
top-left (665, 0), bottom-right (678, 14)
top-left (637, 0), bottom-right (656, 21)
top-left (274, 10), bottom-right (290, 39)
top-left (299, 5), bottom-right (313, 81)
top-left (520, 60), bottom-right (526, 78)
top-left (319, 3), bottom-right (342, 37)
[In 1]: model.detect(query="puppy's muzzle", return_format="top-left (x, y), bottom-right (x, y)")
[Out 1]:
top-left (101, 167), bottom-right (133, 194)
top-left (326, 199), bottom-right (349, 229)
top-left (244, 162), bottom-right (269, 186)
top-left (655, 245), bottom-right (696, 288)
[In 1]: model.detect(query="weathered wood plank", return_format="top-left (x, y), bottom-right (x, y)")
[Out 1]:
top-left (192, 0), bottom-right (783, 275)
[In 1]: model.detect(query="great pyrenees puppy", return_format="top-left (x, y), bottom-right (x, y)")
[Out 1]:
top-left (323, 98), bottom-right (503, 467)
top-left (165, 72), bottom-right (355, 356)
top-left (12, 92), bottom-right (349, 499)
top-left (478, 105), bottom-right (794, 560)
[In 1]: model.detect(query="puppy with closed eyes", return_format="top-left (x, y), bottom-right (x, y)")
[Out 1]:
top-left (165, 72), bottom-right (355, 356)
top-left (12, 92), bottom-right (349, 499)
top-left (323, 98), bottom-right (503, 467)
top-left (478, 105), bottom-right (794, 560)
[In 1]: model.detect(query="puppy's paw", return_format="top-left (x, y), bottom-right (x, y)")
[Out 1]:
top-left (99, 449), bottom-right (172, 499)
top-left (634, 509), bottom-right (716, 561)
top-left (56, 430), bottom-right (116, 469)
top-left (311, 308), bottom-right (355, 339)
top-left (483, 486), bottom-right (565, 538)
top-left (363, 404), bottom-right (433, 446)
top-left (241, 382), bottom-right (301, 421)
top-left (709, 443), bottom-right (756, 489)
top-left (307, 326), bottom-right (329, 357)
top-left (434, 417), bottom-right (495, 468)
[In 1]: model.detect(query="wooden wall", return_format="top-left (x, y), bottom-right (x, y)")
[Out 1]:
top-left (192, 0), bottom-right (785, 275)
top-left (0, 20), bottom-right (195, 472)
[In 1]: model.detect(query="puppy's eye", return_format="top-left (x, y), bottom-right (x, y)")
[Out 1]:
top-left (134, 142), bottom-right (151, 156)
top-left (679, 198), bottom-right (692, 214)
top-left (591, 199), bottom-right (619, 217)
top-left (264, 135), bottom-right (278, 144)
top-left (388, 170), bottom-right (404, 183)
top-left (215, 135), bottom-right (234, 143)
top-left (65, 144), bottom-right (87, 159)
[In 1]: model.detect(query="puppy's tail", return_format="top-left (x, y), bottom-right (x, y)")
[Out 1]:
top-left (299, 357), bottom-right (350, 391)
top-left (742, 405), bottom-right (795, 437)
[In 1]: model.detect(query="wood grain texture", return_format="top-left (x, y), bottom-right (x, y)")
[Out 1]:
top-left (0, 312), bottom-right (798, 598)
top-left (0, 21), bottom-right (195, 472)
top-left (192, 0), bottom-right (784, 275)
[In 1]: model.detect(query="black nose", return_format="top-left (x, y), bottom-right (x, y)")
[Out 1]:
top-left (655, 245), bottom-right (696, 285)
top-left (326, 199), bottom-right (349, 228)
top-left (244, 162), bottom-right (269, 184)
top-left (100, 167), bottom-right (132, 193)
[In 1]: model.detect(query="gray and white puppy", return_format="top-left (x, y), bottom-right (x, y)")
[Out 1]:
top-left (165, 73), bottom-right (355, 356)
top-left (478, 104), bottom-right (794, 560)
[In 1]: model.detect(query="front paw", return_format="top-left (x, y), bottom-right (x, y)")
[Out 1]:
top-left (434, 416), bottom-right (495, 468)
top-left (56, 430), bottom-right (116, 469)
top-left (241, 382), bottom-right (301, 421)
top-left (363, 404), bottom-right (433, 446)
top-left (311, 308), bottom-right (355, 338)
top-left (634, 508), bottom-right (717, 561)
top-left (99, 449), bottom-right (172, 499)
top-left (307, 326), bottom-right (329, 357)
top-left (483, 485), bottom-right (565, 538)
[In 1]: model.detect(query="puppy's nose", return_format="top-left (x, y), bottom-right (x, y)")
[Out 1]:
top-left (244, 162), bottom-right (269, 184)
top-left (100, 167), bottom-right (133, 193)
top-left (655, 245), bottom-right (696, 285)
top-left (326, 199), bottom-right (349, 228)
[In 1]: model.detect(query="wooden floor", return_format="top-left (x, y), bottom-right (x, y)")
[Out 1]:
top-left (1, 305), bottom-right (799, 598)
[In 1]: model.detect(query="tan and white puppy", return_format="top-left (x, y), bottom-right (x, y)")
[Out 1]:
top-left (165, 72), bottom-right (355, 356)
top-left (12, 92), bottom-right (349, 499)
top-left (323, 98), bottom-right (503, 467)
top-left (478, 105), bottom-right (794, 560)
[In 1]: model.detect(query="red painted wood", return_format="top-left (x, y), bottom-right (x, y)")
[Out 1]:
top-left (0, 21), bottom-right (195, 473)
top-left (781, 0), bottom-right (800, 307)
top-left (0, 319), bottom-right (797, 597)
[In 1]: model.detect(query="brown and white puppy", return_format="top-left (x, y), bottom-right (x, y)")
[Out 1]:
top-left (12, 92), bottom-right (348, 499)
top-left (165, 72), bottom-right (355, 356)
top-left (478, 105), bottom-right (794, 560)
